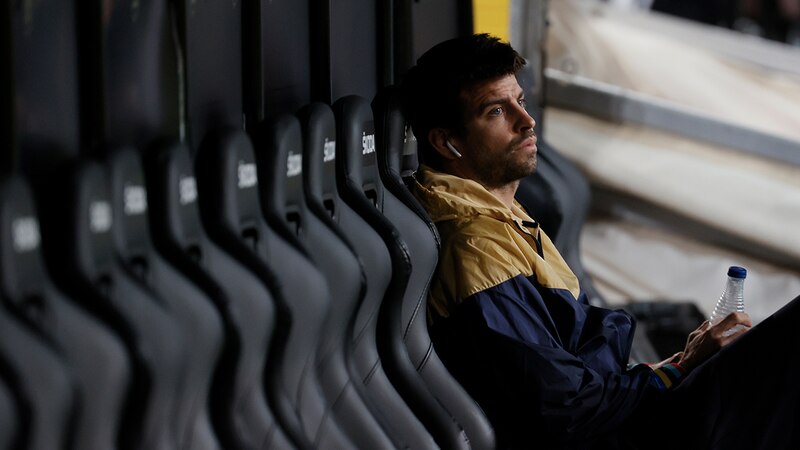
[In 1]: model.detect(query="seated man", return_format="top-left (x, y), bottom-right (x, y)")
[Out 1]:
top-left (401, 33), bottom-right (800, 450)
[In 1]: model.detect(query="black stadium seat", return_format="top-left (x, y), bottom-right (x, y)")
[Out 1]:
top-left (0, 308), bottom-right (74, 450)
top-left (1, 177), bottom-right (75, 450)
top-left (144, 141), bottom-right (296, 450)
top-left (334, 95), bottom-right (470, 450)
top-left (105, 147), bottom-right (225, 449)
top-left (372, 86), bottom-right (497, 450)
top-left (0, 175), bottom-right (132, 450)
top-left (298, 103), bottom-right (439, 450)
top-left (41, 160), bottom-right (185, 450)
top-left (195, 128), bottom-right (353, 449)
top-left (255, 114), bottom-right (396, 449)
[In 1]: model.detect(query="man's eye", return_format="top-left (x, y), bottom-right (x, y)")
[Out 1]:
top-left (518, 98), bottom-right (527, 108)
top-left (489, 107), bottom-right (503, 116)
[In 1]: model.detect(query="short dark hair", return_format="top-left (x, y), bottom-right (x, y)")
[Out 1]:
top-left (400, 34), bottom-right (526, 169)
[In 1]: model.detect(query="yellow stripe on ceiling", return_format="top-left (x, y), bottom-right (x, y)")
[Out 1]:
top-left (472, 0), bottom-right (511, 42)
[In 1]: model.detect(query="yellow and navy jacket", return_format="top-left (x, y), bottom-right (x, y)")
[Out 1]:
top-left (413, 166), bottom-right (684, 449)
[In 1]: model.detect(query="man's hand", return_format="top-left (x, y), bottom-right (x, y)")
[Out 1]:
top-left (676, 312), bottom-right (752, 372)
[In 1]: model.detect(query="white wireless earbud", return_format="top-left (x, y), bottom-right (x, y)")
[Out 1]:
top-left (445, 140), bottom-right (462, 158)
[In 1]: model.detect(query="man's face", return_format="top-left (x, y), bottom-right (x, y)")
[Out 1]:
top-left (452, 74), bottom-right (538, 189)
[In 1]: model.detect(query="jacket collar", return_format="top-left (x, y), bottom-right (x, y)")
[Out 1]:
top-left (413, 165), bottom-right (535, 226)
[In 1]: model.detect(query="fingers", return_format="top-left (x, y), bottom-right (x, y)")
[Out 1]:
top-left (710, 313), bottom-right (751, 345)
top-left (690, 320), bottom-right (711, 337)
top-left (680, 314), bottom-right (751, 371)
top-left (668, 351), bottom-right (684, 365)
top-left (716, 312), bottom-right (752, 330)
top-left (720, 324), bottom-right (748, 345)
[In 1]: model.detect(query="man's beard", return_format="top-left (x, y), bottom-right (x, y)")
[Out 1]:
top-left (475, 136), bottom-right (537, 189)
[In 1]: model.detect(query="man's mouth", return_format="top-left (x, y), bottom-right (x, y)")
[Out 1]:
top-left (514, 134), bottom-right (538, 152)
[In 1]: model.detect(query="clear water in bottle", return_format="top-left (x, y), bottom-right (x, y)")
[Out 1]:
top-left (709, 266), bottom-right (747, 336)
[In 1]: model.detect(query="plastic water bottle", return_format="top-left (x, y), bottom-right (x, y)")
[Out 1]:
top-left (709, 266), bottom-right (747, 336)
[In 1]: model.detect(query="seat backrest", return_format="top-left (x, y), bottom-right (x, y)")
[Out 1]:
top-left (373, 86), bottom-right (497, 450)
top-left (298, 103), bottom-right (438, 450)
top-left (0, 178), bottom-right (75, 450)
top-left (541, 142), bottom-right (606, 300)
top-left (0, 376), bottom-right (18, 450)
top-left (195, 128), bottom-right (351, 449)
top-left (334, 94), bottom-right (470, 450)
top-left (144, 141), bottom-right (294, 450)
top-left (41, 160), bottom-right (185, 450)
top-left (255, 113), bottom-right (395, 449)
top-left (0, 175), bottom-right (131, 450)
top-left (0, 308), bottom-right (74, 450)
top-left (106, 147), bottom-right (224, 450)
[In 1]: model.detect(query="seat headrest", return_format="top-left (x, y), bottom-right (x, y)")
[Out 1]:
top-left (196, 127), bottom-right (262, 233)
top-left (372, 86), bottom-right (420, 178)
top-left (255, 113), bottom-right (303, 219)
top-left (372, 86), bottom-right (406, 175)
top-left (145, 141), bottom-right (203, 249)
top-left (401, 127), bottom-right (419, 178)
top-left (0, 176), bottom-right (46, 301)
top-left (333, 95), bottom-right (383, 203)
top-left (107, 146), bottom-right (152, 260)
top-left (297, 102), bottom-right (337, 205)
top-left (71, 162), bottom-right (116, 282)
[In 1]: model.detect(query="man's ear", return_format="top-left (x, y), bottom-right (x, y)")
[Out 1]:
top-left (428, 128), bottom-right (461, 160)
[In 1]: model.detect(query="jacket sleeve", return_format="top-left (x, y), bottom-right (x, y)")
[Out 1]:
top-left (433, 274), bottom-right (673, 444)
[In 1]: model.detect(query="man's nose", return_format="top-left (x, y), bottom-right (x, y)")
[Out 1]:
top-left (514, 104), bottom-right (536, 133)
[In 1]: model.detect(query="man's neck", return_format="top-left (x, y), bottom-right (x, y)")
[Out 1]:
top-left (486, 181), bottom-right (519, 210)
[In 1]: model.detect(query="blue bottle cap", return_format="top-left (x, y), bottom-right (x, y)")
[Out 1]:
top-left (727, 266), bottom-right (747, 279)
